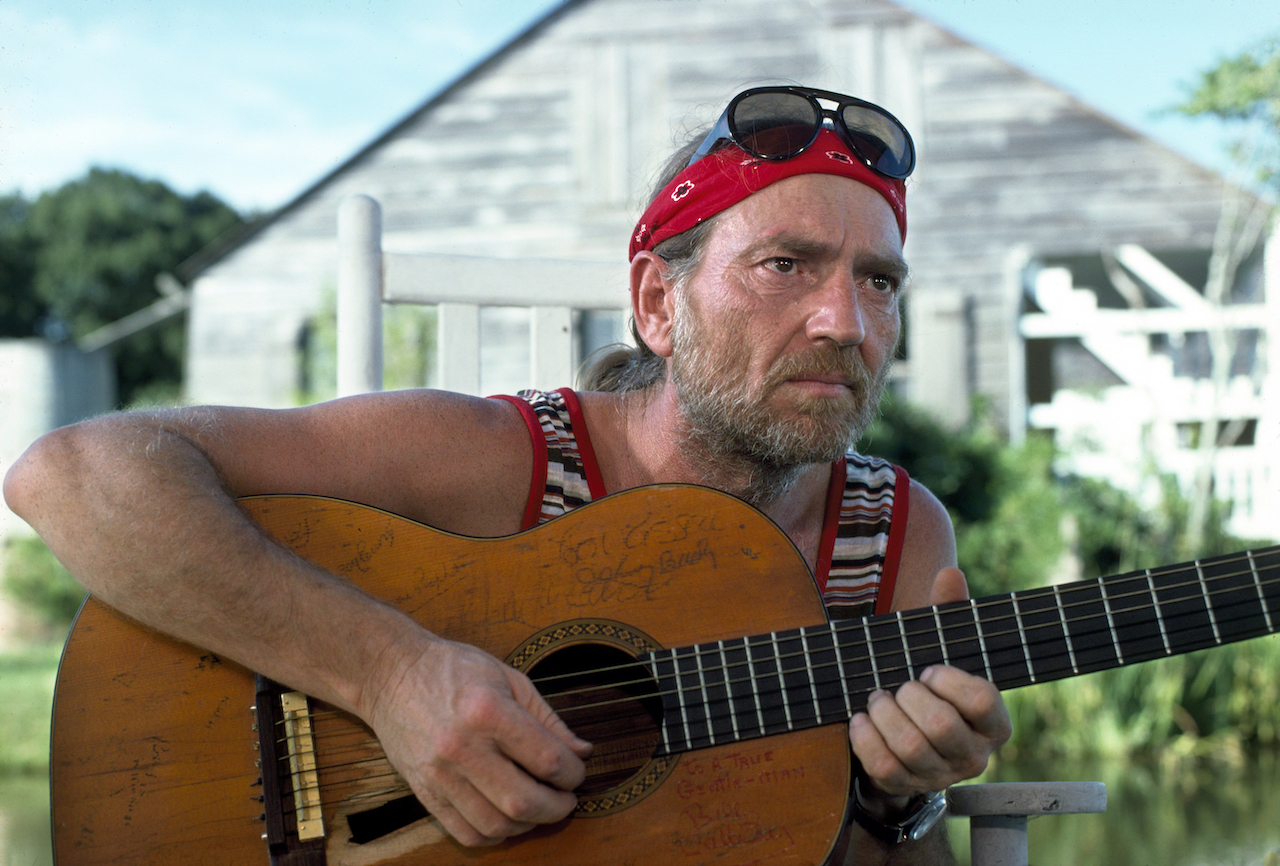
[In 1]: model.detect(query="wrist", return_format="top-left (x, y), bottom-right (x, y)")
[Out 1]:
top-left (850, 777), bottom-right (948, 846)
top-left (852, 775), bottom-right (916, 823)
top-left (345, 604), bottom-right (439, 722)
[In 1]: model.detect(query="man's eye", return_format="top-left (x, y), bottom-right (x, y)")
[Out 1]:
top-left (768, 258), bottom-right (797, 274)
top-left (867, 275), bottom-right (899, 293)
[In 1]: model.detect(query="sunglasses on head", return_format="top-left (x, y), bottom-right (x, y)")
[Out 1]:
top-left (688, 86), bottom-right (916, 180)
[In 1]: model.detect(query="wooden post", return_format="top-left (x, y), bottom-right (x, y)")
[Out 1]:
top-left (337, 195), bottom-right (384, 396)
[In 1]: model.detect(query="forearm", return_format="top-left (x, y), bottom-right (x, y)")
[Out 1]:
top-left (841, 820), bottom-right (954, 866)
top-left (2, 411), bottom-right (424, 720)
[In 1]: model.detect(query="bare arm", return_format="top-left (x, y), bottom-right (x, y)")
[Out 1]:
top-left (2, 391), bottom-right (590, 846)
top-left (839, 480), bottom-right (1011, 865)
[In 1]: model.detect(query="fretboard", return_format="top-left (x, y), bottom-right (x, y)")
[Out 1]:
top-left (644, 546), bottom-right (1280, 755)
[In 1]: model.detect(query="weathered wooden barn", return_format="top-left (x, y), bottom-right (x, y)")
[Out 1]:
top-left (178, 0), bottom-right (1277, 538)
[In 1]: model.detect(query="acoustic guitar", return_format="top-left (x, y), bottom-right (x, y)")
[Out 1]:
top-left (49, 485), bottom-right (1280, 865)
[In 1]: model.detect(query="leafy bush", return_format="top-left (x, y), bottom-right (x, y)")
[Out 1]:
top-left (859, 396), bottom-right (1065, 598)
top-left (860, 396), bottom-right (1275, 763)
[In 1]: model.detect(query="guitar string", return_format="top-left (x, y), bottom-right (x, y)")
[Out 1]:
top-left (261, 556), bottom-right (1280, 810)
top-left (267, 555), bottom-right (1280, 748)
top-left (266, 554), bottom-right (1280, 749)
top-left (534, 556), bottom-right (1280, 713)
top-left (266, 550), bottom-right (1280, 744)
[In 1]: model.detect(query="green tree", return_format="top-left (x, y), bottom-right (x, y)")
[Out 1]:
top-left (0, 193), bottom-right (40, 336)
top-left (4, 168), bottom-right (242, 405)
top-left (1177, 34), bottom-right (1280, 194)
top-left (1174, 36), bottom-right (1279, 550)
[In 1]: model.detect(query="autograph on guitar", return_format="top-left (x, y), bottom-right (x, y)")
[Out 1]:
top-left (50, 485), bottom-right (1280, 865)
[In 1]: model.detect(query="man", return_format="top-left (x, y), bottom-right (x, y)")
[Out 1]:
top-left (4, 86), bottom-right (1009, 863)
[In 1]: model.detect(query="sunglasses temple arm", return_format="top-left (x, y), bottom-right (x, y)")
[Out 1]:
top-left (687, 111), bottom-right (735, 167)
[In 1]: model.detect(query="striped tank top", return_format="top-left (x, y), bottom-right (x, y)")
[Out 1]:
top-left (494, 389), bottom-right (909, 619)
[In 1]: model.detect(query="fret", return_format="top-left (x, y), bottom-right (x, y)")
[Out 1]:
top-left (1254, 548), bottom-right (1280, 623)
top-left (749, 633), bottom-right (787, 737)
top-left (1145, 569), bottom-right (1173, 656)
top-left (800, 625), bottom-right (848, 725)
top-left (934, 600), bottom-right (986, 681)
top-left (866, 614), bottom-right (909, 693)
top-left (1098, 577), bottom-right (1124, 665)
top-left (1010, 587), bottom-right (1072, 684)
top-left (1194, 552), bottom-right (1273, 643)
top-left (1249, 550), bottom-right (1275, 632)
top-left (686, 641), bottom-right (733, 747)
top-left (971, 599), bottom-right (994, 680)
top-left (897, 612), bottom-right (915, 680)
top-left (1150, 563), bottom-right (1219, 654)
top-left (828, 624), bottom-right (856, 718)
top-left (1195, 561), bottom-right (1223, 645)
top-left (1052, 585), bottom-right (1080, 675)
top-left (903, 610), bottom-right (946, 673)
top-left (861, 619), bottom-right (883, 691)
top-left (1009, 594), bottom-right (1035, 682)
top-left (1057, 580), bottom-right (1119, 674)
top-left (834, 620), bottom-right (880, 714)
top-left (712, 640), bottom-right (739, 743)
top-left (972, 596), bottom-right (1033, 689)
top-left (1101, 572), bottom-right (1166, 666)
top-left (692, 645), bottom-right (716, 747)
top-left (776, 629), bottom-right (816, 732)
top-left (648, 650), bottom-right (680, 754)
top-left (671, 645), bottom-right (707, 751)
top-left (932, 608), bottom-right (950, 666)
top-left (721, 637), bottom-right (762, 742)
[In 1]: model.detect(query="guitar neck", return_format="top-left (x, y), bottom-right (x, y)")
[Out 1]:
top-left (646, 546), bottom-right (1280, 755)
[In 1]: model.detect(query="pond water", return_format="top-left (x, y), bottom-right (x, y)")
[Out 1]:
top-left (3, 754), bottom-right (1277, 865)
top-left (951, 753), bottom-right (1280, 866)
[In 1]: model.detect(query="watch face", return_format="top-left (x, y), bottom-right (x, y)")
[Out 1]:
top-left (906, 792), bottom-right (949, 841)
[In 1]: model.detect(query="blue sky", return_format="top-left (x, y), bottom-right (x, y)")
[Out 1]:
top-left (2, 0), bottom-right (1276, 212)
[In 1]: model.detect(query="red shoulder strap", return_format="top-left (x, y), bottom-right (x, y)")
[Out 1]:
top-left (874, 465), bottom-right (911, 615)
top-left (489, 394), bottom-right (548, 531)
top-left (558, 389), bottom-right (608, 500)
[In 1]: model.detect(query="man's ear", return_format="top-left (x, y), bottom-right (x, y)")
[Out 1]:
top-left (630, 251), bottom-right (676, 358)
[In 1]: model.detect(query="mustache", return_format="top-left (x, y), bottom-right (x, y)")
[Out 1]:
top-left (763, 345), bottom-right (876, 392)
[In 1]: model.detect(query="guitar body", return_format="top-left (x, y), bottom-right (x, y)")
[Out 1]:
top-left (51, 486), bottom-right (852, 865)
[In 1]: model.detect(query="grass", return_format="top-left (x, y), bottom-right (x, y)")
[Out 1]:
top-left (0, 641), bottom-right (61, 774)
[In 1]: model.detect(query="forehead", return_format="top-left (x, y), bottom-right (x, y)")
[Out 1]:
top-left (710, 174), bottom-right (903, 258)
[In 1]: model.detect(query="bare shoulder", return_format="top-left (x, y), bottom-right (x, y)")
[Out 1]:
top-left (890, 478), bottom-right (958, 611)
top-left (237, 389), bottom-right (534, 534)
top-left (68, 389), bottom-right (534, 536)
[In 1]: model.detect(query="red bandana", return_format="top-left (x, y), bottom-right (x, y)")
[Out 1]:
top-left (629, 129), bottom-right (907, 261)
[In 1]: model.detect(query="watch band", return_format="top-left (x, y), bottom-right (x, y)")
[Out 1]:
top-left (850, 778), bottom-right (948, 845)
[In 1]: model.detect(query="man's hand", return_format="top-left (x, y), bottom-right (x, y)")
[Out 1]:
top-left (364, 635), bottom-right (593, 847)
top-left (847, 567), bottom-right (1011, 804)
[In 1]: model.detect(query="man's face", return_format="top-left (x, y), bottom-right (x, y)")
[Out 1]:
top-left (668, 174), bottom-right (905, 466)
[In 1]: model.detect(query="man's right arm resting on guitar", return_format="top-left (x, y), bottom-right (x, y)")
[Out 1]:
top-left (1, 395), bottom-right (593, 848)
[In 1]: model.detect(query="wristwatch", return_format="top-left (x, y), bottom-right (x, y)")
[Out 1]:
top-left (850, 778), bottom-right (948, 845)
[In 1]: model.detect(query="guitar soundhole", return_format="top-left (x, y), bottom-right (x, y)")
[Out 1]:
top-left (528, 642), bottom-right (664, 795)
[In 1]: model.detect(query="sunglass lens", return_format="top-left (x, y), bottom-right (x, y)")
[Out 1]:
top-left (730, 92), bottom-right (819, 159)
top-left (840, 105), bottom-right (914, 177)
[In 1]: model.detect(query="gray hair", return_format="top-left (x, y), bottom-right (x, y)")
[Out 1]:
top-left (577, 131), bottom-right (722, 394)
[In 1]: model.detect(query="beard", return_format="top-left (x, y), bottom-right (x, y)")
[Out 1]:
top-left (668, 290), bottom-right (894, 486)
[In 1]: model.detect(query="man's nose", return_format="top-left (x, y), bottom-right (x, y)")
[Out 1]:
top-left (806, 272), bottom-right (867, 347)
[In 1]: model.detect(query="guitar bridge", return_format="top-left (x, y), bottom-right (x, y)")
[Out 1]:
top-left (279, 691), bottom-right (326, 841)
top-left (255, 675), bottom-right (328, 860)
